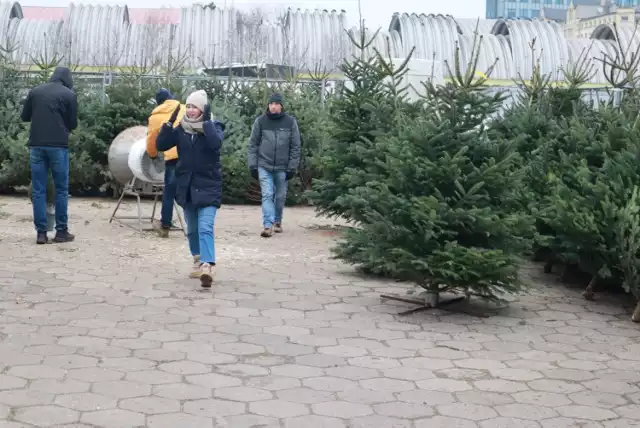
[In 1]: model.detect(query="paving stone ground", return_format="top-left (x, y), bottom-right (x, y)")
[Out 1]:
top-left (0, 196), bottom-right (639, 428)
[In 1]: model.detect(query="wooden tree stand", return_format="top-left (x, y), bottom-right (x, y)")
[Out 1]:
top-left (381, 293), bottom-right (467, 316)
top-left (109, 177), bottom-right (186, 236)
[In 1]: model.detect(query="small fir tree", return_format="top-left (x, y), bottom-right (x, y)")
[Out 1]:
top-left (490, 43), bottom-right (601, 269)
top-left (331, 40), bottom-right (534, 304)
top-left (615, 186), bottom-right (640, 322)
top-left (308, 27), bottom-right (417, 221)
top-left (533, 100), bottom-right (640, 295)
top-left (0, 44), bottom-right (30, 191)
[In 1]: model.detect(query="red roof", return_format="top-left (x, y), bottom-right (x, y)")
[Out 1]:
top-left (128, 8), bottom-right (180, 25)
top-left (20, 6), bottom-right (180, 24)
top-left (21, 6), bottom-right (65, 21)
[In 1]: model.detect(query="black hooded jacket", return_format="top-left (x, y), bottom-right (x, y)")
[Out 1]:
top-left (21, 67), bottom-right (78, 148)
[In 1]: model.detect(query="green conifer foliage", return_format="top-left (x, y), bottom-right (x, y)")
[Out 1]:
top-left (330, 38), bottom-right (534, 303)
top-left (308, 28), bottom-right (417, 221)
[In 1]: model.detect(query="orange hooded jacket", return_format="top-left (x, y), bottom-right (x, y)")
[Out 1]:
top-left (146, 100), bottom-right (186, 161)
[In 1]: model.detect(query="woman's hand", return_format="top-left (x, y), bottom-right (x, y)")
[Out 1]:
top-left (203, 104), bottom-right (211, 121)
top-left (165, 105), bottom-right (181, 127)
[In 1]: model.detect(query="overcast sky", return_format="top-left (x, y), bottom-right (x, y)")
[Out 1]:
top-left (18, 0), bottom-right (485, 29)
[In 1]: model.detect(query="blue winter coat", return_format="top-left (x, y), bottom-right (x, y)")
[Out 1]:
top-left (156, 120), bottom-right (225, 208)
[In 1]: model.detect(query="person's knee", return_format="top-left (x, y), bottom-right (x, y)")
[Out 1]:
top-left (197, 220), bottom-right (214, 240)
top-left (198, 216), bottom-right (214, 231)
top-left (274, 187), bottom-right (287, 202)
top-left (275, 185), bottom-right (287, 199)
top-left (187, 221), bottom-right (199, 235)
top-left (261, 188), bottom-right (275, 200)
top-left (199, 228), bottom-right (213, 238)
top-left (53, 176), bottom-right (68, 190)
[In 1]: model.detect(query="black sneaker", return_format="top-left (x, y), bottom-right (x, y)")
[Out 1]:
top-left (158, 226), bottom-right (170, 238)
top-left (53, 230), bottom-right (75, 243)
top-left (36, 232), bottom-right (48, 245)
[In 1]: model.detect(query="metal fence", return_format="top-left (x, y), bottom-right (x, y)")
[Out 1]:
top-left (488, 86), bottom-right (623, 112)
top-left (65, 72), bottom-right (339, 105)
top-left (5, 68), bottom-right (624, 112)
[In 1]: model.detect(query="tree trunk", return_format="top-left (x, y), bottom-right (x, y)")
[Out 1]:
top-left (582, 276), bottom-right (596, 301)
top-left (632, 301), bottom-right (640, 323)
top-left (424, 291), bottom-right (439, 308)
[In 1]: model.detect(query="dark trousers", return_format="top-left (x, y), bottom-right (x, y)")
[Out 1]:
top-left (30, 147), bottom-right (69, 233)
top-left (160, 161), bottom-right (177, 228)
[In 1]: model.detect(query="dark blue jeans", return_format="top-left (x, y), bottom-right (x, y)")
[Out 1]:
top-left (30, 147), bottom-right (69, 233)
top-left (160, 162), bottom-right (177, 228)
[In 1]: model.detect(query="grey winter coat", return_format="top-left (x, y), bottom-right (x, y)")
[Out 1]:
top-left (247, 111), bottom-right (301, 172)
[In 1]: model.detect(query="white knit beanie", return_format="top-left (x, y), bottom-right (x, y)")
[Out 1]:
top-left (185, 90), bottom-right (207, 113)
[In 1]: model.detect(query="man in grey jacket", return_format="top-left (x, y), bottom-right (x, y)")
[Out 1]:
top-left (248, 93), bottom-right (301, 237)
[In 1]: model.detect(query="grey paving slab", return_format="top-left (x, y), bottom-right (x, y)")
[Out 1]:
top-left (0, 197), bottom-right (638, 427)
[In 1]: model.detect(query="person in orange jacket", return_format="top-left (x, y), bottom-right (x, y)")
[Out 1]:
top-left (146, 88), bottom-right (186, 237)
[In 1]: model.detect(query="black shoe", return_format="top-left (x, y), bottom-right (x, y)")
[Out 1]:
top-left (158, 226), bottom-right (170, 238)
top-left (36, 232), bottom-right (48, 245)
top-left (53, 230), bottom-right (75, 243)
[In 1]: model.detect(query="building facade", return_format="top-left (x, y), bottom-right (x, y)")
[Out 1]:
top-left (485, 0), bottom-right (640, 20)
top-left (565, 3), bottom-right (639, 38)
top-left (487, 0), bottom-right (570, 19)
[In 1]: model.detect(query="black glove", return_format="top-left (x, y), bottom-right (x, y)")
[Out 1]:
top-left (166, 105), bottom-right (180, 126)
top-left (250, 169), bottom-right (259, 180)
top-left (203, 104), bottom-right (211, 121)
top-left (285, 170), bottom-right (295, 181)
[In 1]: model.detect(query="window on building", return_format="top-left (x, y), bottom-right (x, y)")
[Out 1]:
top-left (556, 0), bottom-right (564, 4)
top-left (545, 0), bottom-right (552, 4)
top-left (531, 8), bottom-right (540, 17)
top-left (622, 16), bottom-right (629, 21)
top-left (507, 8), bottom-right (516, 17)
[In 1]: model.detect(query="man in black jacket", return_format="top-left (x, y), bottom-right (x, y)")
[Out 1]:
top-left (21, 66), bottom-right (78, 244)
top-left (248, 93), bottom-right (301, 238)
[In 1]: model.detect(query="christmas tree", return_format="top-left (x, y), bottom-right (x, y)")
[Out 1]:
top-left (331, 39), bottom-right (534, 304)
top-left (616, 185), bottom-right (640, 322)
top-left (309, 27), bottom-right (418, 221)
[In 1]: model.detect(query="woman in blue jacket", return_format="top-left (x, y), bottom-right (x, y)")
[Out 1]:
top-left (156, 90), bottom-right (225, 288)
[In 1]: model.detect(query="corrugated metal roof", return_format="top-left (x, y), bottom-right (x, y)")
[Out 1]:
top-left (20, 6), bottom-right (180, 24)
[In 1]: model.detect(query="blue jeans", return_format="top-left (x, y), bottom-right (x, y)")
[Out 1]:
top-left (160, 162), bottom-right (177, 228)
top-left (184, 205), bottom-right (217, 264)
top-left (30, 147), bottom-right (69, 233)
top-left (258, 167), bottom-right (287, 228)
